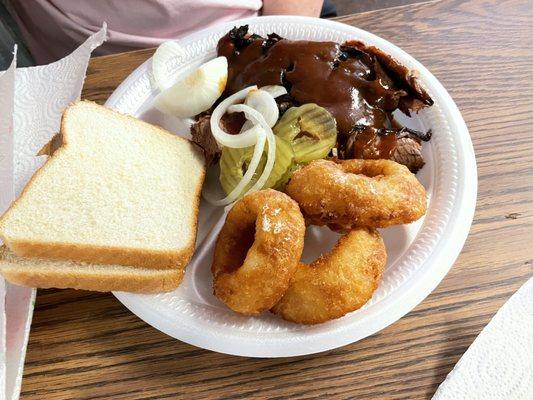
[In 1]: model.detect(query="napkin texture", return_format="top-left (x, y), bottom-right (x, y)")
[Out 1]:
top-left (0, 25), bottom-right (106, 400)
top-left (0, 49), bottom-right (15, 214)
top-left (0, 49), bottom-right (16, 399)
top-left (13, 24), bottom-right (107, 194)
top-left (433, 277), bottom-right (533, 400)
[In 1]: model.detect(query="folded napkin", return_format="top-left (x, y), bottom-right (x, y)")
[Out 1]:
top-left (433, 277), bottom-right (533, 399)
top-left (0, 46), bottom-right (17, 400)
top-left (0, 25), bottom-right (106, 400)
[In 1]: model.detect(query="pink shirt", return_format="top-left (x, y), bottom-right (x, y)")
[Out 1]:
top-left (7, 0), bottom-right (262, 64)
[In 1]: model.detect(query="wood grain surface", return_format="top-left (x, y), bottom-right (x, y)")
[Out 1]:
top-left (332, 0), bottom-right (428, 16)
top-left (20, 0), bottom-right (533, 398)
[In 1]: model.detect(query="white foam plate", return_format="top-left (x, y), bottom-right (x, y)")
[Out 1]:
top-left (106, 16), bottom-right (476, 358)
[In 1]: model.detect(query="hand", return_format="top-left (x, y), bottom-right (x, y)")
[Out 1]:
top-left (262, 0), bottom-right (324, 17)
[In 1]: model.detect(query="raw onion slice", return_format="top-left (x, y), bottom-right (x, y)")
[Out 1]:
top-left (227, 104), bottom-right (276, 194)
top-left (210, 86), bottom-right (258, 148)
top-left (244, 89), bottom-right (279, 127)
top-left (260, 85), bottom-right (288, 98)
top-left (206, 85), bottom-right (280, 205)
top-left (204, 124), bottom-right (267, 206)
top-left (239, 87), bottom-right (281, 131)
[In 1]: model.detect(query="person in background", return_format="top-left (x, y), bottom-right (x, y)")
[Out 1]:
top-left (4, 0), bottom-right (328, 65)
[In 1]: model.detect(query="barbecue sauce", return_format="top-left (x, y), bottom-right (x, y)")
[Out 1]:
top-left (216, 28), bottom-right (432, 161)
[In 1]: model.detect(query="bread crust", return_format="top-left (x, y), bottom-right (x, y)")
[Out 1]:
top-left (6, 239), bottom-right (195, 270)
top-left (0, 101), bottom-right (206, 270)
top-left (1, 266), bottom-right (184, 293)
top-left (0, 253), bottom-right (184, 294)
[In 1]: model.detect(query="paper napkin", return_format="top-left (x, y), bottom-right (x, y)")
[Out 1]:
top-left (433, 277), bottom-right (533, 399)
top-left (0, 25), bottom-right (106, 400)
top-left (0, 47), bottom-right (17, 400)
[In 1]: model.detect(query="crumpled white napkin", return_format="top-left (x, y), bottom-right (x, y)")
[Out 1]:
top-left (0, 47), bottom-right (17, 400)
top-left (433, 277), bottom-right (533, 400)
top-left (0, 24), bottom-right (106, 400)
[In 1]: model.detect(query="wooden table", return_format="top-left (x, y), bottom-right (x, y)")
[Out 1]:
top-left (20, 0), bottom-right (533, 398)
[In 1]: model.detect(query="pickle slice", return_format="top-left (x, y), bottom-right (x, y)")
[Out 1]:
top-left (263, 136), bottom-right (295, 189)
top-left (273, 103), bottom-right (337, 163)
top-left (219, 144), bottom-right (255, 197)
top-left (219, 136), bottom-right (295, 196)
top-left (273, 162), bottom-right (299, 191)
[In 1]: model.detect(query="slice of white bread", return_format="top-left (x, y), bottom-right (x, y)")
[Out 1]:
top-left (0, 101), bottom-right (205, 270)
top-left (0, 246), bottom-right (183, 293)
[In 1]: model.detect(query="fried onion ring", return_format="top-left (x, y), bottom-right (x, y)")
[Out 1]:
top-left (286, 158), bottom-right (427, 231)
top-left (271, 228), bottom-right (386, 324)
top-left (212, 189), bottom-right (305, 315)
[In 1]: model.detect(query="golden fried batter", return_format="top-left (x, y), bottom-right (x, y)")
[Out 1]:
top-left (212, 189), bottom-right (306, 315)
top-left (286, 158), bottom-right (427, 231)
top-left (271, 228), bottom-right (386, 324)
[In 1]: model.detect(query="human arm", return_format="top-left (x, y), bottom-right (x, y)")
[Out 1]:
top-left (262, 0), bottom-right (324, 17)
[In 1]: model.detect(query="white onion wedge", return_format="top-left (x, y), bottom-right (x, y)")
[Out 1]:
top-left (244, 89), bottom-right (279, 127)
top-left (227, 104), bottom-right (276, 194)
top-left (260, 85), bottom-right (288, 98)
top-left (152, 41), bottom-right (187, 91)
top-left (210, 86), bottom-right (258, 148)
top-left (154, 56), bottom-right (228, 118)
top-left (204, 124), bottom-right (267, 206)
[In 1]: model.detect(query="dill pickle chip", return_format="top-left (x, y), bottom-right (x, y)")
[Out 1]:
top-left (219, 144), bottom-right (255, 197)
top-left (273, 162), bottom-right (300, 191)
top-left (263, 136), bottom-right (295, 189)
top-left (219, 136), bottom-right (295, 196)
top-left (273, 103), bottom-right (337, 163)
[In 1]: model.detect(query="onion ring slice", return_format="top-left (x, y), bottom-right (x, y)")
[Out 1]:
top-left (227, 104), bottom-right (276, 195)
top-left (244, 89), bottom-right (279, 127)
top-left (272, 228), bottom-right (386, 324)
top-left (206, 85), bottom-right (280, 205)
top-left (260, 85), bottom-right (288, 98)
top-left (286, 158), bottom-right (427, 230)
top-left (212, 189), bottom-right (306, 315)
top-left (204, 124), bottom-right (266, 206)
top-left (210, 86), bottom-right (258, 148)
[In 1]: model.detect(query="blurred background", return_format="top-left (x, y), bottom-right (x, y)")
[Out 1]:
top-left (0, 0), bottom-right (424, 69)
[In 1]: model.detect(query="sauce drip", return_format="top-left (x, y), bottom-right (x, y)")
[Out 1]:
top-left (218, 35), bottom-right (404, 136)
top-left (348, 127), bottom-right (398, 159)
top-left (216, 28), bottom-right (432, 161)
